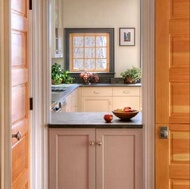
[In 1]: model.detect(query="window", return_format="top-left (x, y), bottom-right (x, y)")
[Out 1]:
top-left (65, 28), bottom-right (115, 82)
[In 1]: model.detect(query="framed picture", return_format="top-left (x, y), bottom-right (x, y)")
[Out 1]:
top-left (119, 28), bottom-right (135, 46)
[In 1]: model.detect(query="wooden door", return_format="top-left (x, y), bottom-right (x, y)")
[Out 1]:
top-left (96, 129), bottom-right (143, 189)
top-left (155, 0), bottom-right (190, 188)
top-left (48, 128), bottom-right (96, 189)
top-left (11, 0), bottom-right (30, 188)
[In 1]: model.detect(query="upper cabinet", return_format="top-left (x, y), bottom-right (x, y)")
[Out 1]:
top-left (50, 0), bottom-right (63, 58)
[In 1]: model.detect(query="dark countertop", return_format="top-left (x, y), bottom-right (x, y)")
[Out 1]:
top-left (48, 111), bottom-right (143, 128)
top-left (52, 83), bottom-right (141, 106)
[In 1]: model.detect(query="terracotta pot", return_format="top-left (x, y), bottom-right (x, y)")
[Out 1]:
top-left (124, 77), bottom-right (136, 84)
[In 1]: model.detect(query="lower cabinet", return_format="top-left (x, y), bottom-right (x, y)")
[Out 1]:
top-left (49, 128), bottom-right (143, 189)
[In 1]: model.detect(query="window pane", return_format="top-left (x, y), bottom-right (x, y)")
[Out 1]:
top-left (73, 36), bottom-right (84, 47)
top-left (73, 48), bottom-right (83, 58)
top-left (96, 59), bottom-right (107, 69)
top-left (73, 59), bottom-right (84, 70)
top-left (96, 48), bottom-right (106, 58)
top-left (85, 48), bottom-right (95, 58)
top-left (84, 59), bottom-right (95, 69)
top-left (85, 36), bottom-right (95, 47)
top-left (96, 36), bottom-right (107, 47)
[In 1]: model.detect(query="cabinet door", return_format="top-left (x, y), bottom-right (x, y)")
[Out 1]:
top-left (96, 129), bottom-right (143, 189)
top-left (82, 97), bottom-right (112, 112)
top-left (49, 128), bottom-right (96, 189)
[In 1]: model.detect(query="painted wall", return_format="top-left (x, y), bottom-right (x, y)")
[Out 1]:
top-left (52, 0), bottom-right (140, 77)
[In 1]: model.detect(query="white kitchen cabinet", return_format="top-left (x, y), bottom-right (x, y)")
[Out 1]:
top-left (81, 87), bottom-right (113, 112)
top-left (50, 0), bottom-right (63, 58)
top-left (49, 128), bottom-right (143, 189)
top-left (49, 128), bottom-right (96, 189)
top-left (112, 87), bottom-right (140, 111)
top-left (62, 89), bottom-right (78, 112)
top-left (80, 86), bottom-right (141, 112)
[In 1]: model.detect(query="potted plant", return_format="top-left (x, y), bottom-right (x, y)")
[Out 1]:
top-left (52, 63), bottom-right (74, 84)
top-left (120, 66), bottom-right (141, 84)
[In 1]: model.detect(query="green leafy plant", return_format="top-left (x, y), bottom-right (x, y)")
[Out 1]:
top-left (51, 63), bottom-right (74, 84)
top-left (120, 66), bottom-right (141, 84)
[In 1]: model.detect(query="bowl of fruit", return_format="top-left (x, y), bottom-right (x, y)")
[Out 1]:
top-left (112, 107), bottom-right (139, 121)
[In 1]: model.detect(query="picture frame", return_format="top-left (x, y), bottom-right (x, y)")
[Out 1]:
top-left (119, 28), bottom-right (135, 46)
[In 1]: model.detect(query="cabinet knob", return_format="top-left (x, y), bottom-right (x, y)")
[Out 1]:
top-left (97, 141), bottom-right (102, 146)
top-left (89, 141), bottom-right (95, 146)
top-left (12, 131), bottom-right (22, 141)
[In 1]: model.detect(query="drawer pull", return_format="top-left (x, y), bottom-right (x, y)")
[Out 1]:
top-left (123, 90), bottom-right (130, 94)
top-left (93, 91), bottom-right (100, 94)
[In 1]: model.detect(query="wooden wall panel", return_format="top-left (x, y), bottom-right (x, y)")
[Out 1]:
top-left (170, 36), bottom-right (189, 67)
top-left (170, 83), bottom-right (189, 113)
top-left (170, 0), bottom-right (190, 19)
top-left (12, 135), bottom-right (28, 183)
top-left (170, 131), bottom-right (190, 162)
top-left (12, 85), bottom-right (26, 124)
top-left (12, 32), bottom-right (27, 67)
top-left (169, 164), bottom-right (190, 179)
top-left (11, 0), bottom-right (26, 15)
top-left (169, 68), bottom-right (189, 83)
top-left (12, 68), bottom-right (28, 86)
top-left (170, 179), bottom-right (190, 189)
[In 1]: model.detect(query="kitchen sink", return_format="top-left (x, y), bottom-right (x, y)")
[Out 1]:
top-left (51, 91), bottom-right (65, 95)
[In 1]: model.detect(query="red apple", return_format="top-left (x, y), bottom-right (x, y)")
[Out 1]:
top-left (123, 107), bottom-right (133, 112)
top-left (104, 114), bottom-right (113, 123)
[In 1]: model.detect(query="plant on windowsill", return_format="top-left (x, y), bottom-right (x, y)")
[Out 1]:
top-left (52, 63), bottom-right (74, 84)
top-left (120, 66), bottom-right (141, 84)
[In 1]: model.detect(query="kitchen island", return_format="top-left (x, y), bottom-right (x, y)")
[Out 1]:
top-left (49, 111), bottom-right (142, 128)
top-left (48, 111), bottom-right (143, 189)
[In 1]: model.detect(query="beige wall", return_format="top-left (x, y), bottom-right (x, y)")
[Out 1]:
top-left (53, 0), bottom-right (140, 77)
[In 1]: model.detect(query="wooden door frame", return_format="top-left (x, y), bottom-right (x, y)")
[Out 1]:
top-left (0, 0), bottom-right (155, 189)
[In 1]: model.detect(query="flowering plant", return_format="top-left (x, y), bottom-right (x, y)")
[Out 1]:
top-left (79, 72), bottom-right (99, 84)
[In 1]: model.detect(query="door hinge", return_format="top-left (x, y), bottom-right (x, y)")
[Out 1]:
top-left (30, 97), bottom-right (33, 110)
top-left (29, 0), bottom-right (32, 10)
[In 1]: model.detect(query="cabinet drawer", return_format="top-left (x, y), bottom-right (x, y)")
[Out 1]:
top-left (82, 87), bottom-right (112, 97)
top-left (113, 87), bottom-right (140, 96)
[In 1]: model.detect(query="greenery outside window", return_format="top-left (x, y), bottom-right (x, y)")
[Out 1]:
top-left (65, 28), bottom-right (115, 83)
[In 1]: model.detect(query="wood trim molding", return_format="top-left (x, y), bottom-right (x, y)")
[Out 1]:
top-left (141, 0), bottom-right (155, 188)
top-left (30, 0), bottom-right (50, 189)
top-left (0, 0), bottom-right (12, 189)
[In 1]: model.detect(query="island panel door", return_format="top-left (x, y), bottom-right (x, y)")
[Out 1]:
top-left (48, 128), bottom-right (96, 189)
top-left (11, 0), bottom-right (30, 188)
top-left (96, 129), bottom-right (143, 189)
top-left (155, 0), bottom-right (190, 188)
